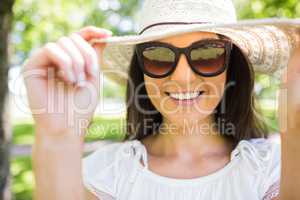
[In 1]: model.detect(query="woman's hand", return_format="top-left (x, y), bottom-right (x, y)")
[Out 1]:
top-left (23, 26), bottom-right (112, 200)
top-left (22, 26), bottom-right (112, 136)
top-left (278, 46), bottom-right (300, 200)
top-left (278, 47), bottom-right (300, 134)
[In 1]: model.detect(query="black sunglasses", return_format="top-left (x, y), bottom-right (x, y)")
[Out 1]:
top-left (135, 38), bottom-right (233, 78)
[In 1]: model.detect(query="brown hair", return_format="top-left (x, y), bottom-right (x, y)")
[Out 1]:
top-left (124, 43), bottom-right (269, 147)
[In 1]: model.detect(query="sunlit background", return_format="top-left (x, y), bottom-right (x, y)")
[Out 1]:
top-left (8, 0), bottom-right (300, 199)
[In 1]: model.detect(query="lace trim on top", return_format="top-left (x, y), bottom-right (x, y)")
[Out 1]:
top-left (118, 139), bottom-right (272, 185)
top-left (124, 139), bottom-right (271, 170)
top-left (262, 180), bottom-right (280, 200)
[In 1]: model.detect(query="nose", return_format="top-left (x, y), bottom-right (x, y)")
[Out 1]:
top-left (169, 54), bottom-right (198, 83)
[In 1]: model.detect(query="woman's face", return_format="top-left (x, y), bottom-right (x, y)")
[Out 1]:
top-left (144, 32), bottom-right (228, 127)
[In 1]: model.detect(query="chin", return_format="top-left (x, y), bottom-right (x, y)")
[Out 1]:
top-left (164, 111), bottom-right (212, 125)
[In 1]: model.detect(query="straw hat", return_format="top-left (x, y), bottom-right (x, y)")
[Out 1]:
top-left (90, 0), bottom-right (300, 85)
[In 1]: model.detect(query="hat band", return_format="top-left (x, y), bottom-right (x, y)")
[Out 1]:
top-left (138, 22), bottom-right (209, 34)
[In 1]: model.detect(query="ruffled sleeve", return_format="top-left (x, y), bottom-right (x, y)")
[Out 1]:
top-left (82, 141), bottom-right (124, 199)
top-left (239, 138), bottom-right (281, 200)
top-left (258, 139), bottom-right (281, 200)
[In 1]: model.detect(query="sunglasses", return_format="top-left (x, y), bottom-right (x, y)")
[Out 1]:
top-left (135, 38), bottom-right (233, 78)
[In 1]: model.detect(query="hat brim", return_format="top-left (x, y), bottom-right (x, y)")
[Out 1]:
top-left (91, 18), bottom-right (300, 85)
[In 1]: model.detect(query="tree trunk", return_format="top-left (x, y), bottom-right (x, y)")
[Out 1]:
top-left (0, 0), bottom-right (15, 199)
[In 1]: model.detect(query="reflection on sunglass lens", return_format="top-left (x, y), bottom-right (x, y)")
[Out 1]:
top-left (142, 46), bottom-right (175, 76)
top-left (190, 45), bottom-right (225, 74)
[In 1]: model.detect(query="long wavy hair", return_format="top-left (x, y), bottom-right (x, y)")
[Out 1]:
top-left (124, 40), bottom-right (269, 147)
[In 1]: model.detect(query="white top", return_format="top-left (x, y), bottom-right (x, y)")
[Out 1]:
top-left (82, 138), bottom-right (281, 200)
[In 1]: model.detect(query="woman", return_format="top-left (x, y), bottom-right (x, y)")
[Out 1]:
top-left (22, 0), bottom-right (300, 199)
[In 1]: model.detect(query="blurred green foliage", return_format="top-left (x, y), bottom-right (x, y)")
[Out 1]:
top-left (12, 117), bottom-right (126, 145)
top-left (11, 157), bottom-right (33, 200)
top-left (12, 0), bottom-right (140, 61)
top-left (234, 0), bottom-right (300, 18)
top-left (10, 0), bottom-right (300, 199)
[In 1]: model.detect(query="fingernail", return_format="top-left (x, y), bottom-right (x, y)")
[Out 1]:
top-left (78, 72), bottom-right (86, 82)
top-left (91, 53), bottom-right (99, 77)
top-left (92, 62), bottom-right (99, 76)
top-left (67, 70), bottom-right (76, 83)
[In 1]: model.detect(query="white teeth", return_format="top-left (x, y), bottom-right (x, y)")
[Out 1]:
top-left (168, 92), bottom-right (201, 100)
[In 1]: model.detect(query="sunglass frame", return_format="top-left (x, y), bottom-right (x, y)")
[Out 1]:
top-left (135, 38), bottom-right (233, 78)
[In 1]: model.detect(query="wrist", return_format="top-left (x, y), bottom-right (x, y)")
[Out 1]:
top-left (34, 126), bottom-right (85, 146)
top-left (35, 122), bottom-right (87, 136)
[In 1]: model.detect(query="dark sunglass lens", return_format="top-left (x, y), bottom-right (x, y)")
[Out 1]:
top-left (142, 46), bottom-right (175, 76)
top-left (190, 44), bottom-right (226, 74)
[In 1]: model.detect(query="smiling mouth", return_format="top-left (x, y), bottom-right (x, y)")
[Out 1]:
top-left (165, 91), bottom-right (205, 101)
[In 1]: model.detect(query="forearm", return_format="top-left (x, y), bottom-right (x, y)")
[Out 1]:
top-left (280, 131), bottom-right (300, 200)
top-left (32, 127), bottom-right (86, 200)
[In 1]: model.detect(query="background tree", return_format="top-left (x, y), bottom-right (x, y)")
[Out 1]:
top-left (0, 0), bottom-right (15, 199)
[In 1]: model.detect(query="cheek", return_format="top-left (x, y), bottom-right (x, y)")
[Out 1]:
top-left (203, 75), bottom-right (227, 108)
top-left (144, 76), bottom-right (166, 111)
top-left (189, 82), bottom-right (225, 121)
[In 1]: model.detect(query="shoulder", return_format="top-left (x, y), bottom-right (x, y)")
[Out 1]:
top-left (82, 140), bottom-right (126, 164)
top-left (233, 137), bottom-right (281, 171)
top-left (82, 139), bottom-right (138, 198)
top-left (236, 137), bottom-right (280, 163)
top-left (234, 137), bottom-right (281, 198)
top-left (82, 139), bottom-right (138, 176)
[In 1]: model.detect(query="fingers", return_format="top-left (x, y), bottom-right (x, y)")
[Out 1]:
top-left (76, 26), bottom-right (112, 54)
top-left (57, 36), bottom-right (87, 87)
top-left (43, 42), bottom-right (77, 84)
top-left (23, 26), bottom-right (112, 87)
top-left (69, 26), bottom-right (112, 79)
top-left (76, 26), bottom-right (112, 41)
top-left (69, 33), bottom-right (99, 78)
